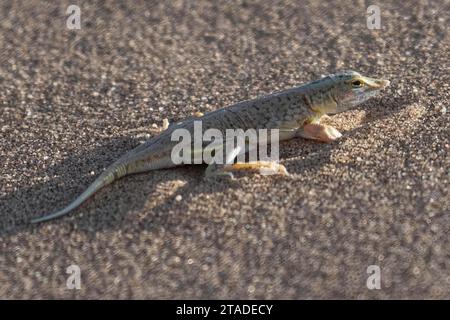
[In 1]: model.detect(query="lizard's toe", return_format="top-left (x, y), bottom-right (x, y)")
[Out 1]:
top-left (326, 126), bottom-right (342, 140)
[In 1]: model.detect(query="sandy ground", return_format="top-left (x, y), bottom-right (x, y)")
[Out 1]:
top-left (0, 0), bottom-right (449, 299)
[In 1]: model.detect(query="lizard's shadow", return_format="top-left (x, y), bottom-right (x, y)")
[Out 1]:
top-left (0, 95), bottom-right (413, 236)
top-left (0, 134), bottom-right (242, 237)
top-left (0, 135), bottom-right (155, 235)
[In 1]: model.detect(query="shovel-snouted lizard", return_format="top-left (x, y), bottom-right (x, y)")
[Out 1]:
top-left (31, 70), bottom-right (390, 223)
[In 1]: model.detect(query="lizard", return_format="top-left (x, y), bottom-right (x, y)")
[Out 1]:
top-left (30, 70), bottom-right (390, 223)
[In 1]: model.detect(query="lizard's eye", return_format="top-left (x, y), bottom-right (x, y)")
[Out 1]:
top-left (351, 80), bottom-right (364, 87)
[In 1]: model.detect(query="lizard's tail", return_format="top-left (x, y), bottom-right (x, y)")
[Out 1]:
top-left (30, 162), bottom-right (128, 223)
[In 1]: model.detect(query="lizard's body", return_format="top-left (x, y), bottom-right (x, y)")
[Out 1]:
top-left (31, 70), bottom-right (389, 223)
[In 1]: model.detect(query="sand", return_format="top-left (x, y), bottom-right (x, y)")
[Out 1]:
top-left (0, 0), bottom-right (449, 298)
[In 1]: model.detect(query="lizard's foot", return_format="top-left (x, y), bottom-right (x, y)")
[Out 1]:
top-left (205, 161), bottom-right (289, 178)
top-left (225, 161), bottom-right (289, 176)
top-left (298, 123), bottom-right (342, 143)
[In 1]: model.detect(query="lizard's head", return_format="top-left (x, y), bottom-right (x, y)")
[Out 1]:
top-left (330, 70), bottom-right (390, 113)
top-left (310, 70), bottom-right (390, 114)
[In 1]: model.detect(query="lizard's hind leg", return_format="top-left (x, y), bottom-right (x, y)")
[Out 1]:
top-left (205, 161), bottom-right (289, 178)
top-left (204, 144), bottom-right (288, 178)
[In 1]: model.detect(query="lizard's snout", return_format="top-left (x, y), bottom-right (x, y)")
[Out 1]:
top-left (378, 79), bottom-right (390, 88)
top-left (363, 77), bottom-right (390, 90)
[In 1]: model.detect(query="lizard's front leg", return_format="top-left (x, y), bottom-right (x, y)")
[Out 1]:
top-left (296, 121), bottom-right (342, 143)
